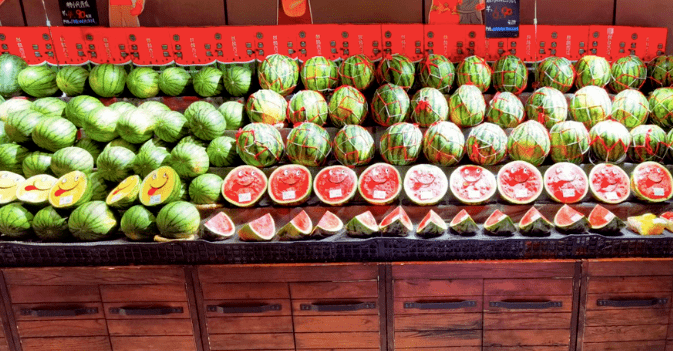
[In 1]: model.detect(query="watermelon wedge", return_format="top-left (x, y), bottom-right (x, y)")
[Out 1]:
top-left (417, 210), bottom-right (447, 238)
top-left (267, 165), bottom-right (312, 206)
top-left (202, 211), bottom-right (235, 241)
top-left (403, 164), bottom-right (448, 205)
top-left (450, 209), bottom-right (479, 236)
top-left (588, 205), bottom-right (625, 235)
top-left (484, 209), bottom-right (516, 236)
top-left (222, 165), bottom-right (268, 207)
top-left (358, 163), bottom-right (402, 205)
top-left (346, 211), bottom-right (379, 238)
top-left (544, 162), bottom-right (589, 204)
top-left (660, 212), bottom-right (673, 232)
top-left (519, 207), bottom-right (554, 236)
top-left (238, 213), bottom-right (276, 241)
top-left (588, 164), bottom-right (630, 204)
top-left (449, 165), bottom-right (497, 205)
top-left (311, 211), bottom-right (344, 238)
top-left (554, 205), bottom-right (589, 234)
top-left (630, 161), bottom-right (673, 203)
top-left (313, 166), bottom-right (358, 206)
top-left (379, 206), bottom-right (413, 237)
top-left (278, 210), bottom-right (313, 241)
top-left (497, 161), bottom-right (544, 204)
top-left (627, 213), bottom-right (666, 235)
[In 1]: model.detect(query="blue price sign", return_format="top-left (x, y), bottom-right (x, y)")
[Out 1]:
top-left (485, 0), bottom-right (519, 38)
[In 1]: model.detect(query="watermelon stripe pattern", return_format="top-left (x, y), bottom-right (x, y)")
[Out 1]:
top-left (492, 55), bottom-right (528, 94)
top-left (287, 90), bottom-right (328, 125)
top-left (456, 55), bottom-right (492, 92)
top-left (649, 88), bottom-right (673, 129)
top-left (301, 56), bottom-right (338, 93)
top-left (648, 55), bottom-right (673, 88)
top-left (18, 66), bottom-right (59, 98)
top-left (235, 123), bottom-right (284, 168)
top-left (371, 84), bottom-right (410, 126)
top-left (158, 67), bottom-right (192, 96)
top-left (258, 54), bottom-right (299, 96)
top-left (286, 122), bottom-right (331, 167)
top-left (338, 55), bottom-right (375, 91)
top-left (525, 87), bottom-right (568, 129)
top-left (418, 54), bottom-right (455, 93)
top-left (507, 120), bottom-right (550, 166)
top-left (465, 123), bottom-right (508, 166)
top-left (422, 121), bottom-right (464, 166)
top-left (550, 121), bottom-right (590, 164)
top-left (410, 88), bottom-right (448, 127)
top-left (536, 57), bottom-right (575, 93)
top-left (589, 120), bottom-right (631, 163)
top-left (449, 85), bottom-right (486, 127)
top-left (611, 89), bottom-right (649, 129)
top-left (328, 86), bottom-right (368, 127)
top-left (246, 89), bottom-right (288, 126)
top-left (89, 64), bottom-right (127, 98)
top-left (486, 92), bottom-right (525, 128)
top-left (609, 55), bottom-right (646, 93)
top-left (376, 54), bottom-right (415, 90)
top-left (333, 125), bottom-right (375, 167)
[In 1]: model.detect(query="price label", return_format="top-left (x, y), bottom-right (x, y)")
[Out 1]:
top-left (238, 193), bottom-right (252, 203)
top-left (419, 191), bottom-right (433, 200)
top-left (467, 189), bottom-right (481, 200)
top-left (571, 214), bottom-right (584, 222)
top-left (110, 193), bottom-right (122, 202)
top-left (604, 212), bottom-right (615, 221)
top-left (373, 190), bottom-right (387, 200)
top-left (654, 188), bottom-right (665, 196)
top-left (282, 190), bottom-right (296, 200)
top-left (149, 195), bottom-right (162, 205)
top-left (24, 193), bottom-right (37, 201)
top-left (59, 195), bottom-right (73, 205)
top-left (605, 192), bottom-right (618, 200)
top-left (562, 188), bottom-right (576, 198)
top-left (515, 188), bottom-right (529, 198)
top-left (329, 189), bottom-right (342, 198)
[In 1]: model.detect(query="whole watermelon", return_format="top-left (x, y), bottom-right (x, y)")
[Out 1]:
top-left (116, 108), bottom-right (157, 144)
top-left (465, 122), bottom-right (508, 166)
top-left (189, 173), bottom-right (224, 204)
top-left (301, 56), bottom-right (338, 93)
top-left (536, 56), bottom-right (575, 93)
top-left (126, 67), bottom-right (159, 98)
top-left (371, 84), bottom-right (410, 126)
top-left (188, 108), bottom-right (226, 141)
top-left (553, 121), bottom-right (591, 162)
top-left (33, 206), bottom-right (69, 241)
top-left (138, 101), bottom-right (170, 115)
top-left (333, 125), bottom-right (375, 167)
top-left (449, 84), bottom-right (486, 127)
top-left (648, 55), bottom-right (673, 88)
top-left (133, 145), bottom-right (170, 178)
top-left (207, 136), bottom-right (239, 167)
top-left (569, 86), bottom-right (612, 129)
top-left (286, 122), bottom-right (331, 167)
top-left (193, 67), bottom-right (223, 97)
top-left (422, 121), bottom-right (465, 166)
top-left (411, 87), bottom-right (449, 127)
top-left (168, 142), bottom-right (210, 178)
top-left (649, 88), bottom-right (673, 129)
top-left (96, 146), bottom-right (136, 182)
top-left (258, 54), bottom-right (299, 96)
top-left (222, 63), bottom-right (253, 96)
top-left (84, 107), bottom-right (120, 142)
top-left (185, 101), bottom-right (217, 122)
top-left (486, 91), bottom-right (525, 128)
top-left (22, 152), bottom-right (52, 177)
top-left (56, 66), bottom-right (89, 96)
top-left (235, 123), bottom-right (284, 168)
top-left (609, 55), bottom-right (646, 93)
top-left (377, 54), bottom-right (415, 90)
top-left (0, 143), bottom-right (29, 174)
top-left (106, 138), bottom-right (138, 153)
top-left (338, 54), bottom-right (375, 91)
top-left (51, 147), bottom-right (94, 176)
top-left (245, 89), bottom-right (287, 126)
top-left (525, 87), bottom-right (568, 129)
top-left (418, 54), bottom-right (455, 93)
top-left (65, 95), bottom-right (104, 128)
top-left (120, 205), bottom-right (157, 241)
top-left (328, 85), bottom-right (368, 127)
top-left (507, 120), bottom-right (550, 166)
top-left (491, 55), bottom-right (528, 94)
top-left (575, 55), bottom-right (611, 89)
top-left (18, 66), bottom-right (59, 98)
top-left (76, 137), bottom-right (104, 164)
top-left (89, 64), bottom-right (127, 97)
top-left (379, 122), bottom-right (423, 166)
top-left (611, 89), bottom-right (649, 129)
top-left (589, 120), bottom-right (631, 163)
top-left (158, 67), bottom-right (191, 96)
top-left (456, 55), bottom-right (492, 92)
top-left (68, 201), bottom-right (118, 241)
top-left (0, 121), bottom-right (8, 144)
top-left (155, 111), bottom-right (188, 143)
top-left (287, 90), bottom-right (329, 125)
top-left (628, 124), bottom-right (668, 162)
top-left (0, 98), bottom-right (32, 121)
top-left (5, 109), bottom-right (44, 143)
top-left (0, 54), bottom-right (28, 97)
top-left (32, 97), bottom-right (66, 117)
top-left (0, 203), bottom-right (33, 238)
top-left (156, 201), bottom-right (200, 239)
top-left (88, 171), bottom-right (111, 201)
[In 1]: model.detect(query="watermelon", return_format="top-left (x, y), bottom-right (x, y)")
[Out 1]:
top-left (661, 212), bottom-right (673, 232)
top-left (287, 90), bottom-right (329, 125)
top-left (218, 101), bottom-right (247, 130)
top-left (245, 89), bottom-right (287, 127)
top-left (155, 111), bottom-right (187, 143)
top-left (450, 210), bottom-right (479, 236)
top-left (609, 55), bottom-right (647, 93)
top-left (333, 125), bottom-right (375, 167)
top-left (647, 55), bottom-right (673, 88)
top-left (648, 88), bottom-right (673, 129)
top-left (507, 120), bottom-right (550, 166)
top-left (168, 142), bottom-right (209, 179)
top-left (449, 165), bottom-right (497, 205)
top-left (0, 203), bottom-right (33, 238)
top-left (156, 201), bottom-right (200, 240)
top-left (313, 165), bottom-right (358, 206)
top-left (549, 121), bottom-right (590, 164)
top-left (456, 55), bottom-right (492, 92)
top-left (5, 109), bottom-right (44, 143)
top-left (51, 147), bottom-right (94, 177)
top-left (311, 210), bottom-right (344, 238)
top-left (588, 163), bottom-right (630, 204)
top-left (221, 165), bottom-right (268, 207)
top-left (0, 171), bottom-right (24, 204)
top-left (519, 207), bottom-right (554, 236)
top-left (235, 123), bottom-right (284, 168)
top-left (491, 55), bottom-right (528, 94)
top-left (379, 122), bottom-right (423, 166)
top-left (88, 172), bottom-right (110, 201)
top-left (575, 55), bottom-right (611, 89)
top-left (188, 108), bottom-right (226, 141)
top-left (569, 86), bottom-right (612, 129)
top-left (106, 138), bottom-right (138, 153)
top-left (422, 121), bottom-right (464, 166)
top-left (465, 122), bottom-right (508, 166)
top-left (268, 165), bottom-right (312, 206)
top-left (193, 67), bottom-right (223, 97)
top-left (68, 201), bottom-right (117, 241)
top-left (416, 210), bottom-right (447, 238)
top-left (345, 211), bottom-right (379, 238)
top-left (286, 122), bottom-right (331, 167)
top-left (185, 101), bottom-right (216, 122)
top-left (189, 173), bottom-right (223, 204)
top-left (176, 136), bottom-right (207, 149)
top-left (22, 152), bottom-right (52, 177)
top-left (138, 101), bottom-right (170, 114)
top-left (589, 120), bottom-right (631, 163)
top-left (207, 136), bottom-right (239, 167)
top-left (139, 166), bottom-right (183, 206)
top-left (278, 210), bottom-right (313, 240)
top-left (65, 95), bottom-right (103, 128)
top-left (554, 204), bottom-right (589, 233)
top-left (588, 205), bottom-right (625, 234)
top-left (95, 146), bottom-right (135, 182)
top-left (222, 63), bottom-right (254, 96)
top-left (371, 83), bottom-right (410, 126)
top-left (410, 87), bottom-right (448, 127)
top-left (0, 144), bottom-right (29, 174)
top-left (120, 205), bottom-right (157, 241)
top-left (0, 122), bottom-right (9, 144)
top-left (301, 56), bottom-right (339, 93)
top-left (497, 160), bottom-right (544, 205)
top-left (630, 161), bottom-right (673, 202)
top-left (484, 210), bottom-right (516, 236)
top-left (526, 87), bottom-right (568, 129)
top-left (535, 56), bottom-right (575, 93)
top-left (258, 54), bottom-right (299, 96)
top-left (75, 137), bottom-right (103, 164)
top-left (239, 213), bottom-right (276, 241)
top-left (449, 84), bottom-right (486, 127)
top-left (48, 171), bottom-right (95, 208)
top-left (33, 206), bottom-right (69, 241)
top-left (611, 89), bottom-right (649, 129)
top-left (544, 162), bottom-right (589, 204)
top-left (377, 54), bottom-right (415, 90)
top-left (418, 54), bottom-right (455, 93)
top-left (486, 91), bottom-right (525, 128)
top-left (158, 67), bottom-right (192, 96)
top-left (403, 164), bottom-right (448, 205)
top-left (338, 55), bottom-right (375, 91)
top-left (0, 54), bottom-right (28, 97)
top-left (89, 64), bottom-right (127, 97)
top-left (0, 98), bottom-right (32, 121)
top-left (379, 206), bottom-right (413, 237)
top-left (628, 124), bottom-right (667, 162)
top-left (17, 174), bottom-right (57, 205)
top-left (17, 65), bottom-right (58, 97)
top-left (358, 163), bottom-right (402, 205)
top-left (328, 85), bottom-right (368, 127)
top-left (32, 97), bottom-right (66, 117)
top-left (202, 211), bottom-right (235, 241)
top-left (109, 101), bottom-right (136, 115)
top-left (126, 67), bottom-right (159, 98)
top-left (116, 108), bottom-right (157, 144)
top-left (627, 213), bottom-right (666, 236)
top-left (84, 107), bottom-right (119, 142)
top-left (106, 175), bottom-right (140, 209)
top-left (132, 146), bottom-right (169, 179)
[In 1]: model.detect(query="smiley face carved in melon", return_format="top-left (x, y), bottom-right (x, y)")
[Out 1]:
top-left (313, 166), bottom-right (358, 206)
top-left (49, 171), bottom-right (89, 208)
top-left (588, 164), bottom-right (630, 204)
top-left (139, 166), bottom-right (181, 206)
top-left (449, 165), bottom-right (497, 205)
top-left (497, 161), bottom-right (544, 204)
top-left (17, 174), bottom-right (57, 204)
top-left (222, 165), bottom-right (268, 207)
top-left (358, 163), bottom-right (402, 205)
top-left (543, 162), bottom-right (589, 204)
top-left (0, 171), bottom-right (25, 204)
top-left (267, 165), bottom-right (312, 206)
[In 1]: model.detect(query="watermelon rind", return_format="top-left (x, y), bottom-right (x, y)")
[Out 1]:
top-left (235, 123), bottom-right (284, 168)
top-left (301, 56), bottom-right (338, 93)
top-left (278, 210), bottom-right (313, 241)
top-left (18, 66), bottom-right (59, 98)
top-left (416, 210), bottom-right (447, 238)
top-left (96, 146), bottom-right (136, 182)
top-left (22, 152), bottom-right (53, 178)
top-left (116, 108), bottom-right (157, 144)
top-left (207, 136), bottom-right (240, 167)
top-left (120, 205), bottom-right (157, 241)
top-left (189, 173), bottom-right (224, 205)
top-left (588, 163), bottom-right (630, 204)
top-left (156, 201), bottom-right (200, 240)
top-left (155, 111), bottom-right (188, 143)
top-left (588, 205), bottom-right (625, 235)
top-left (202, 211), bottom-right (235, 241)
top-left (313, 166), bottom-right (358, 206)
top-left (630, 161), bottom-right (673, 203)
top-left (32, 206), bottom-right (69, 241)
top-left (0, 203), bottom-right (33, 238)
top-left (554, 205), bottom-right (589, 234)
top-left (379, 206), bottom-right (413, 237)
top-left (221, 165), bottom-right (268, 207)
top-left (126, 67), bottom-right (159, 98)
top-left (222, 63), bottom-right (253, 97)
top-left (333, 124), bottom-right (375, 167)
top-left (168, 142), bottom-right (210, 179)
top-left (345, 211), bottom-right (379, 238)
top-left (238, 213), bottom-right (276, 241)
top-left (449, 165), bottom-right (497, 205)
top-left (50, 147), bottom-right (94, 177)
top-left (193, 67), bottom-right (224, 97)
top-left (89, 64), bottom-right (127, 98)
top-left (257, 54), bottom-right (299, 96)
top-left (328, 85), bottom-right (368, 127)
top-left (106, 175), bottom-right (141, 209)
top-left (311, 210), bottom-right (344, 238)
top-left (519, 207), bottom-right (554, 236)
top-left (483, 210), bottom-right (516, 236)
top-left (379, 122), bottom-right (423, 166)
top-left (418, 54), bottom-right (455, 93)
top-left (0, 143), bottom-right (29, 175)
top-left (358, 163), bottom-right (402, 206)
top-left (267, 165), bottom-right (312, 206)
top-left (158, 67), bottom-right (192, 97)
top-left (0, 54), bottom-right (28, 97)
top-left (403, 164), bottom-right (448, 206)
top-left (218, 101), bottom-right (248, 130)
top-left (543, 162), bottom-right (589, 204)
top-left (68, 201), bottom-right (118, 241)
top-left (338, 55), bottom-right (375, 91)
top-left (449, 210), bottom-right (479, 236)
top-left (497, 161), bottom-right (544, 205)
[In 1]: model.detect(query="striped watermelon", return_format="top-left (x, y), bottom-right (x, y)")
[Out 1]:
top-left (116, 108), bottom-right (157, 144)
top-left (286, 122), bottom-right (331, 167)
top-left (258, 54), bottom-right (299, 96)
top-left (189, 173), bottom-right (223, 204)
top-left (418, 54), bottom-right (455, 93)
top-left (333, 125), bottom-right (375, 167)
top-left (379, 122), bottom-right (423, 166)
top-left (536, 56), bottom-right (575, 93)
top-left (411, 87), bottom-right (449, 127)
top-left (33, 206), bottom-right (69, 241)
top-left (168, 142), bottom-right (210, 178)
top-left (222, 63), bottom-right (253, 96)
top-left (0, 203), bottom-right (33, 238)
top-left (17, 65), bottom-right (58, 97)
top-left (89, 172), bottom-right (111, 201)
top-left (193, 67), bottom-right (224, 97)
top-left (76, 137), bottom-right (103, 165)
top-left (218, 101), bottom-right (247, 130)
top-left (0, 143), bottom-right (29, 174)
top-left (422, 121), bottom-right (465, 166)
top-left (176, 136), bottom-right (207, 149)
top-left (0, 98), bottom-right (32, 121)
top-left (456, 55), bottom-right (492, 92)
top-left (156, 201), bottom-right (200, 240)
top-left (609, 55), bottom-right (646, 93)
top-left (126, 67), bottom-right (159, 98)
top-left (22, 152), bottom-right (52, 177)
top-left (491, 55), bottom-right (528, 94)
top-left (525, 87), bottom-right (568, 129)
top-left (550, 121), bottom-right (590, 164)
top-left (328, 85), bottom-right (368, 127)
top-left (32, 97), bottom-right (66, 117)
top-left (465, 122), bottom-right (508, 166)
top-left (68, 201), bottom-right (117, 241)
top-left (84, 107), bottom-right (120, 142)
top-left (106, 99), bottom-right (133, 117)
top-left (628, 124), bottom-right (667, 162)
top-left (158, 67), bottom-right (191, 96)
top-left (507, 120), bottom-right (550, 166)
top-left (188, 108), bottom-right (226, 140)
top-left (0, 122), bottom-right (8, 144)
top-left (245, 89), bottom-right (288, 126)
top-left (338, 54), bottom-right (375, 91)
top-left (138, 166), bottom-right (183, 207)
top-left (56, 66), bottom-right (89, 96)
top-left (647, 55), bottom-right (673, 88)
top-left (589, 120), bottom-right (631, 163)
top-left (89, 64), bottom-right (127, 97)
top-left (185, 101), bottom-right (216, 123)
top-left (277, 210), bottom-right (313, 239)
top-left (106, 175), bottom-right (140, 209)
top-left (132, 145), bottom-right (169, 179)
top-left (206, 136), bottom-right (239, 167)
top-left (5, 109), bottom-right (44, 143)
top-left (575, 55), bottom-right (611, 88)
top-left (120, 205), bottom-right (157, 241)
top-left (569, 86), bottom-right (612, 129)
top-left (377, 54), bottom-right (415, 90)
top-left (235, 123), bottom-right (284, 168)
top-left (449, 84), bottom-right (486, 127)
top-left (138, 101), bottom-right (170, 114)
top-left (287, 90), bottom-right (328, 125)
top-left (371, 84), bottom-right (410, 126)
top-left (611, 89), bottom-right (649, 129)
top-left (0, 171), bottom-right (24, 204)
top-left (154, 111), bottom-right (187, 143)
top-left (96, 146), bottom-right (136, 182)
top-left (65, 95), bottom-right (104, 128)
top-left (51, 147), bottom-right (94, 176)
top-left (0, 54), bottom-right (28, 97)
top-left (486, 91), bottom-right (525, 128)
top-left (648, 88), bottom-right (673, 129)
top-left (301, 56), bottom-right (338, 93)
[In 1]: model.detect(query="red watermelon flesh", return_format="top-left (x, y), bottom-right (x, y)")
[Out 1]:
top-left (497, 161), bottom-right (544, 204)
top-left (312, 210), bottom-right (344, 237)
top-left (450, 209), bottom-right (471, 226)
top-left (484, 210), bottom-right (507, 227)
top-left (661, 212), bottom-right (673, 221)
top-left (358, 163), bottom-right (402, 205)
top-left (238, 213), bottom-right (276, 241)
top-left (588, 205), bottom-right (625, 233)
top-left (449, 165), bottom-right (497, 205)
top-left (554, 205), bottom-right (589, 233)
top-left (589, 164), bottom-right (630, 204)
top-left (519, 207), bottom-right (554, 236)
top-left (544, 163), bottom-right (589, 204)
top-left (403, 164), bottom-right (448, 205)
top-left (417, 210), bottom-right (447, 238)
top-left (203, 212), bottom-right (235, 240)
top-left (290, 210), bottom-right (312, 232)
top-left (313, 166), bottom-right (358, 206)
top-left (278, 210), bottom-right (313, 240)
top-left (379, 206), bottom-right (413, 236)
top-left (222, 166), bottom-right (268, 207)
top-left (631, 162), bottom-right (673, 202)
top-left (268, 165), bottom-right (312, 205)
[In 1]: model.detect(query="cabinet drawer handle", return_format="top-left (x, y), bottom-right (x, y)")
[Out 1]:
top-left (300, 302), bottom-right (376, 312)
top-left (109, 307), bottom-right (183, 316)
top-left (597, 298), bottom-right (668, 307)
top-left (404, 300), bottom-right (476, 310)
top-left (21, 307), bottom-right (98, 317)
top-left (207, 304), bottom-right (282, 314)
top-left (489, 301), bottom-right (562, 309)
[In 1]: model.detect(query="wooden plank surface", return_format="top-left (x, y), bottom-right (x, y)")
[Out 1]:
top-left (395, 313), bottom-right (482, 331)
top-left (4, 266), bottom-right (185, 285)
top-left (398, 348), bottom-right (479, 351)
top-left (13, 302), bottom-right (105, 321)
top-left (110, 336), bottom-right (197, 351)
top-left (584, 324), bottom-right (668, 343)
top-left (204, 299), bottom-right (291, 317)
top-left (392, 261), bottom-right (575, 280)
top-left (201, 283), bottom-right (290, 300)
top-left (586, 292), bottom-right (672, 311)
top-left (207, 316), bottom-right (293, 334)
top-left (294, 315), bottom-right (379, 332)
top-left (588, 276), bottom-right (673, 294)
top-left (103, 301), bottom-right (191, 319)
top-left (394, 279), bottom-right (483, 298)
top-left (585, 259), bottom-right (673, 277)
top-left (17, 319), bottom-right (107, 337)
top-left (107, 319), bottom-right (195, 336)
top-left (9, 285), bottom-right (100, 303)
top-left (582, 340), bottom-right (667, 351)
top-left (483, 347), bottom-right (571, 351)
top-left (292, 299), bottom-right (379, 316)
top-left (395, 330), bottom-right (481, 348)
top-left (484, 279), bottom-right (573, 296)
top-left (209, 333), bottom-right (295, 350)
top-left (484, 295), bottom-right (573, 313)
top-left (198, 264), bottom-right (379, 283)
top-left (394, 296), bottom-right (483, 314)
top-left (290, 281), bottom-right (378, 299)
top-left (483, 329), bottom-right (570, 347)
top-left (100, 284), bottom-right (188, 302)
top-left (295, 332), bottom-right (380, 349)
top-left (586, 308), bottom-right (669, 326)
top-left (21, 336), bottom-right (111, 351)
top-left (483, 312), bottom-right (572, 330)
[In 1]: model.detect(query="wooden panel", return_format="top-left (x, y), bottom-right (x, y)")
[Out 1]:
top-left (207, 316), bottom-right (293, 334)
top-left (484, 295), bottom-right (573, 313)
top-left (9, 285), bottom-right (100, 303)
top-left (209, 333), bottom-right (295, 350)
top-left (394, 279), bottom-right (483, 297)
top-left (0, 0), bottom-right (25, 26)
top-left (586, 309), bottom-right (669, 326)
top-left (484, 279), bottom-right (573, 296)
top-left (201, 283), bottom-right (290, 300)
top-left (21, 336), bottom-right (111, 351)
top-left (204, 299), bottom-right (292, 317)
top-left (395, 296), bottom-right (483, 314)
top-left (107, 319), bottom-right (194, 336)
top-left (615, 0), bottom-right (673, 54)
top-left (587, 293), bottom-right (672, 311)
top-left (5, 266), bottom-right (185, 285)
top-left (585, 259), bottom-right (673, 277)
top-left (17, 319), bottom-right (107, 337)
top-left (584, 324), bottom-right (668, 343)
top-left (290, 281), bottom-right (378, 299)
top-left (484, 312), bottom-right (572, 330)
top-left (483, 347), bottom-right (570, 351)
top-left (399, 348), bottom-right (480, 351)
top-left (395, 330), bottom-right (482, 348)
top-left (110, 336), bottom-right (196, 351)
top-left (392, 261), bottom-right (575, 280)
top-left (14, 302), bottom-right (105, 321)
top-left (100, 284), bottom-right (187, 302)
top-left (104, 301), bottom-right (190, 319)
top-left (519, 0), bottom-right (614, 25)
top-left (295, 332), bottom-right (380, 349)
top-left (395, 313), bottom-right (482, 331)
top-left (294, 315), bottom-right (379, 332)
top-left (312, 0), bottom-right (422, 24)
top-left (292, 299), bottom-right (379, 316)
top-left (198, 264), bottom-right (379, 283)
top-left (483, 329), bottom-right (570, 347)
top-left (588, 276), bottom-right (673, 294)
top-left (0, 341), bottom-right (8, 351)
top-left (583, 340), bottom-right (667, 351)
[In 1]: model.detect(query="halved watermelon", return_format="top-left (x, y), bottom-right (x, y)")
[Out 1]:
top-left (313, 166), bottom-right (358, 206)
top-left (588, 205), bottom-right (625, 235)
top-left (450, 209), bottom-right (479, 235)
top-left (519, 207), bottom-right (554, 236)
top-left (554, 204), bottom-right (589, 233)
top-left (449, 165), bottom-right (497, 205)
top-left (497, 161), bottom-right (544, 204)
top-left (417, 210), bottom-right (447, 238)
top-left (627, 213), bottom-right (666, 235)
top-left (403, 164), bottom-right (448, 205)
top-left (268, 165), bottom-right (312, 206)
top-left (278, 210), bottom-right (313, 240)
top-left (107, 175), bottom-right (141, 209)
top-left (630, 161), bottom-right (673, 203)
top-left (544, 162), bottom-right (589, 204)
top-left (358, 163), bottom-right (402, 205)
top-left (346, 211), bottom-right (379, 238)
top-left (16, 174), bottom-right (57, 205)
top-left (660, 212), bottom-right (673, 232)
top-left (379, 206), bottom-right (413, 237)
top-left (311, 211), bottom-right (344, 238)
top-left (588, 164), bottom-right (630, 204)
top-left (238, 213), bottom-right (276, 241)
top-left (222, 165), bottom-right (268, 207)
top-left (484, 209), bottom-right (516, 236)
top-left (0, 171), bottom-right (25, 205)
top-left (202, 211), bottom-right (235, 241)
